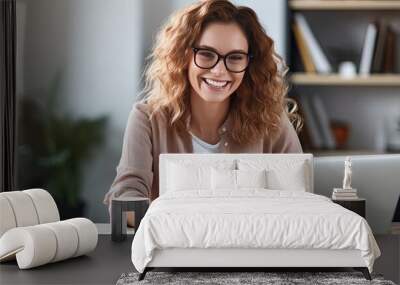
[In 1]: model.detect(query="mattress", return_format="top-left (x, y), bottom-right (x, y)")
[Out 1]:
top-left (131, 190), bottom-right (380, 273)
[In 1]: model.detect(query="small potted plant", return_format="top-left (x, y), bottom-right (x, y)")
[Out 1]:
top-left (17, 75), bottom-right (108, 219)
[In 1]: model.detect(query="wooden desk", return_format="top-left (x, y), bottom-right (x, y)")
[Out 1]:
top-left (1, 226), bottom-right (398, 284)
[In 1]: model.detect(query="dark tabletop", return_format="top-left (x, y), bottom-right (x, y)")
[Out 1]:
top-left (1, 234), bottom-right (398, 284)
top-left (0, 235), bottom-right (134, 285)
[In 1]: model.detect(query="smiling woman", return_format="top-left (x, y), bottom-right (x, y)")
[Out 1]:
top-left (103, 0), bottom-right (303, 226)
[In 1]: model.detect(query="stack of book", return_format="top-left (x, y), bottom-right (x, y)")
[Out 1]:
top-left (332, 188), bottom-right (358, 200)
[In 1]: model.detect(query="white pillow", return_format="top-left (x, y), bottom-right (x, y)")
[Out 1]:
top-left (267, 168), bottom-right (307, 191)
top-left (211, 168), bottom-right (268, 190)
top-left (211, 168), bottom-right (236, 190)
top-left (166, 160), bottom-right (235, 192)
top-left (237, 159), bottom-right (309, 192)
top-left (167, 162), bottom-right (211, 191)
top-left (237, 169), bottom-right (268, 189)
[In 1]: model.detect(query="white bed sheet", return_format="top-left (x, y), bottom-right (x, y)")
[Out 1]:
top-left (131, 190), bottom-right (380, 273)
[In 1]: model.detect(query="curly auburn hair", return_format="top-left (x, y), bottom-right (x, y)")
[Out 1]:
top-left (143, 0), bottom-right (299, 145)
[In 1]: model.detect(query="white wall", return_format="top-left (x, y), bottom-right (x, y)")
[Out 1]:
top-left (17, 0), bottom-right (142, 222)
top-left (18, 0), bottom-right (142, 127)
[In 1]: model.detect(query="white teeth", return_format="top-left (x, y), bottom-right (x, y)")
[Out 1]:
top-left (204, 78), bottom-right (229, 88)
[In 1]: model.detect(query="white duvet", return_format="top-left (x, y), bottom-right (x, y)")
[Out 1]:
top-left (131, 190), bottom-right (380, 273)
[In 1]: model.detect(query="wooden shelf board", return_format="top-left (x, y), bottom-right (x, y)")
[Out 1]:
top-left (290, 73), bottom-right (400, 86)
top-left (311, 150), bottom-right (386, 157)
top-left (290, 0), bottom-right (400, 10)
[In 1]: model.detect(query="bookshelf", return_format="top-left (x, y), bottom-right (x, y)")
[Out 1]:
top-left (288, 1), bottom-right (400, 154)
top-left (312, 149), bottom-right (384, 157)
top-left (290, 73), bottom-right (400, 87)
top-left (290, 0), bottom-right (400, 11)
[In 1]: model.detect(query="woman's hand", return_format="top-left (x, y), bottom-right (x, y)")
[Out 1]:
top-left (126, 211), bottom-right (135, 228)
top-left (108, 202), bottom-right (136, 228)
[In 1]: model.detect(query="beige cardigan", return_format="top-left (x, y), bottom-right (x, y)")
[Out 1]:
top-left (103, 102), bottom-right (303, 205)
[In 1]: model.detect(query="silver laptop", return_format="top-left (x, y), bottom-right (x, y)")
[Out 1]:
top-left (314, 154), bottom-right (400, 234)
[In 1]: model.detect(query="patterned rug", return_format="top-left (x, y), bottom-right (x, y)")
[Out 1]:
top-left (116, 271), bottom-right (396, 285)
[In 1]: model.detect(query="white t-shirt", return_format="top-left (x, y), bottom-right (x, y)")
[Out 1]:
top-left (190, 132), bottom-right (221, 153)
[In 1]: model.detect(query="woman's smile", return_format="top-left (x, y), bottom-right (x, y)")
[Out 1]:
top-left (201, 77), bottom-right (231, 91)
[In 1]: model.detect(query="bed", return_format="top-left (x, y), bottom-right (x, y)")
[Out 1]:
top-left (131, 154), bottom-right (381, 281)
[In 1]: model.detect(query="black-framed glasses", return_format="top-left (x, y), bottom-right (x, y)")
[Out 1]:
top-left (192, 47), bottom-right (252, 73)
